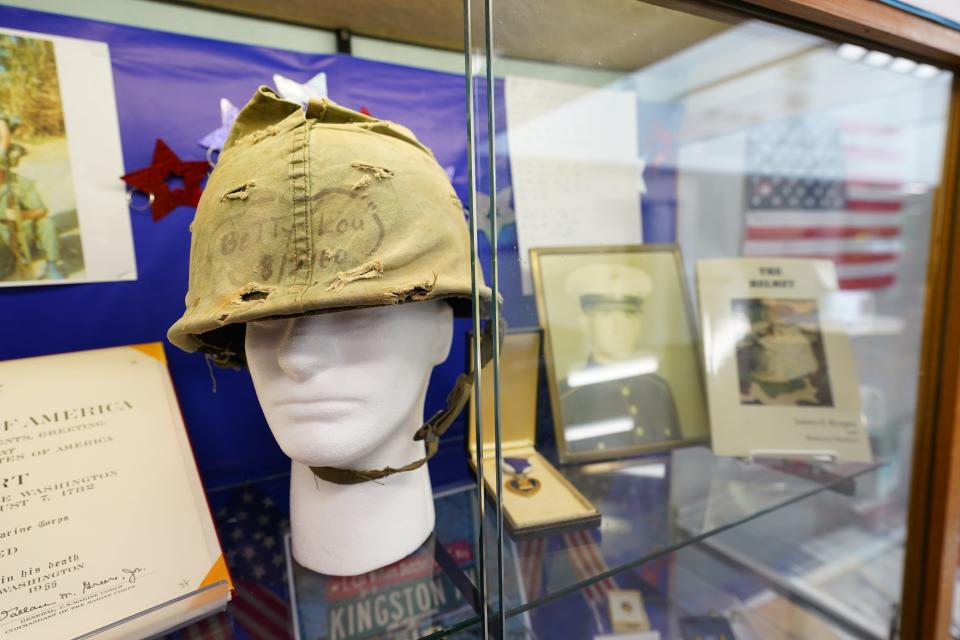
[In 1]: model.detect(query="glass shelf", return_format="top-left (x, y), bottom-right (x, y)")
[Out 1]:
top-left (696, 496), bottom-right (904, 638)
top-left (492, 446), bottom-right (881, 620)
top-left (163, 447), bottom-right (880, 639)
top-left (286, 484), bottom-right (486, 640)
top-left (463, 0), bottom-right (952, 630)
top-left (156, 474), bottom-right (489, 640)
top-left (516, 514), bottom-right (883, 639)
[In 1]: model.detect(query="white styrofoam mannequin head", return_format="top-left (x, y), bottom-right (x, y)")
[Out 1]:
top-left (245, 299), bottom-right (454, 469)
top-left (243, 299), bottom-right (454, 576)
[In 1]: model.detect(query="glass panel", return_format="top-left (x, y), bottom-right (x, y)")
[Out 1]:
top-left (286, 484), bottom-right (486, 640)
top-left (470, 0), bottom-right (953, 636)
top-left (694, 486), bottom-right (904, 638)
top-left (500, 512), bottom-right (885, 639)
top-left (954, 548), bottom-right (960, 638)
top-left (177, 477), bottom-right (487, 640)
top-left (465, 0), bottom-right (507, 634)
top-left (497, 450), bottom-right (877, 613)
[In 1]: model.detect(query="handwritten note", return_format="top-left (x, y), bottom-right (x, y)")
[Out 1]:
top-left (505, 76), bottom-right (644, 293)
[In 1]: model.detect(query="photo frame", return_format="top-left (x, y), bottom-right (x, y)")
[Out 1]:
top-left (531, 244), bottom-right (708, 463)
top-left (0, 26), bottom-right (134, 287)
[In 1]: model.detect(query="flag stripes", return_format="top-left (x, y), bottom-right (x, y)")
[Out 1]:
top-left (743, 116), bottom-right (905, 290)
top-left (231, 580), bottom-right (292, 639)
top-left (561, 531), bottom-right (618, 607)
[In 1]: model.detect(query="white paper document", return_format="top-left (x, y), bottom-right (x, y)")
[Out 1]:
top-left (0, 27), bottom-right (136, 287)
top-left (0, 344), bottom-right (228, 639)
top-left (505, 76), bottom-right (644, 293)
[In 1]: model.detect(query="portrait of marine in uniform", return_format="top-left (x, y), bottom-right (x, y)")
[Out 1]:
top-left (0, 32), bottom-right (83, 283)
top-left (532, 246), bottom-right (709, 462)
top-left (733, 298), bottom-right (833, 407)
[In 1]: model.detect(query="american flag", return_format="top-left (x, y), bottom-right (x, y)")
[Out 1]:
top-left (177, 611), bottom-right (234, 640)
top-left (514, 537), bottom-right (547, 600)
top-left (219, 488), bottom-right (293, 640)
top-left (561, 530), bottom-right (618, 608)
top-left (743, 115), bottom-right (904, 290)
top-left (170, 487), bottom-right (293, 640)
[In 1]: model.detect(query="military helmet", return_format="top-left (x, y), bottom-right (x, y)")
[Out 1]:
top-left (0, 111), bottom-right (21, 132)
top-left (3, 142), bottom-right (27, 167)
top-left (168, 87), bottom-right (493, 483)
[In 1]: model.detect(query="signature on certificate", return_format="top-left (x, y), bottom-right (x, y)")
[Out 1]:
top-left (0, 601), bottom-right (55, 621)
top-left (81, 567), bottom-right (146, 594)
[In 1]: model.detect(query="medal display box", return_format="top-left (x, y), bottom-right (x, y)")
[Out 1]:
top-left (468, 331), bottom-right (601, 535)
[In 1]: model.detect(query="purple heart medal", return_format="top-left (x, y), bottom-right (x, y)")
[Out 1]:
top-left (502, 456), bottom-right (541, 497)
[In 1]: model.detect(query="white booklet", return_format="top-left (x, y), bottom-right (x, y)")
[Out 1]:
top-left (696, 258), bottom-right (872, 462)
top-left (0, 343), bottom-right (231, 639)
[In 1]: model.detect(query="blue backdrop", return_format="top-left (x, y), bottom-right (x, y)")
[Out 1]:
top-left (0, 6), bottom-right (677, 490)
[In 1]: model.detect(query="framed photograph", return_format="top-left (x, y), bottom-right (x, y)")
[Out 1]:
top-left (0, 27), bottom-right (134, 286)
top-left (531, 244), bottom-right (709, 463)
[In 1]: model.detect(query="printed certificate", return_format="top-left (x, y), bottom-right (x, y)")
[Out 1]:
top-left (0, 343), bottom-right (229, 639)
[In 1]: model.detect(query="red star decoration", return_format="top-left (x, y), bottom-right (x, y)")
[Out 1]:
top-left (121, 139), bottom-right (209, 221)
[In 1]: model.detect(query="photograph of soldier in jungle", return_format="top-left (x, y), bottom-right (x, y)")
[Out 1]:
top-left (734, 298), bottom-right (834, 407)
top-left (0, 32), bottom-right (82, 283)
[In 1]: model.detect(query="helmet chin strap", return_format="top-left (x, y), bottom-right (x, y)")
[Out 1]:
top-left (310, 316), bottom-right (499, 485)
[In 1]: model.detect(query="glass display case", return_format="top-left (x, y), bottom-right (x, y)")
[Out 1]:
top-left (1, 0), bottom-right (958, 638)
top-left (152, 0), bottom-right (954, 637)
top-left (461, 0), bottom-right (956, 638)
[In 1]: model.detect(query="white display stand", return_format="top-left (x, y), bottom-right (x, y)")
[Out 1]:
top-left (245, 300), bottom-right (454, 576)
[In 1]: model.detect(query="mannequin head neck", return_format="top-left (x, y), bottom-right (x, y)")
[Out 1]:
top-left (245, 299), bottom-right (454, 472)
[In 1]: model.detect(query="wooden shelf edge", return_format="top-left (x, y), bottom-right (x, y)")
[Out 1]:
top-left (738, 0), bottom-right (960, 66)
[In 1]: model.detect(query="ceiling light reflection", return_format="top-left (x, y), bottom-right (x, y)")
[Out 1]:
top-left (566, 356), bottom-right (658, 388)
top-left (566, 417), bottom-right (634, 442)
top-left (914, 63), bottom-right (940, 79)
top-left (579, 460), bottom-right (667, 479)
top-left (836, 43), bottom-right (867, 61)
top-left (863, 50), bottom-right (893, 67)
top-left (620, 463), bottom-right (667, 479)
top-left (889, 57), bottom-right (917, 74)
